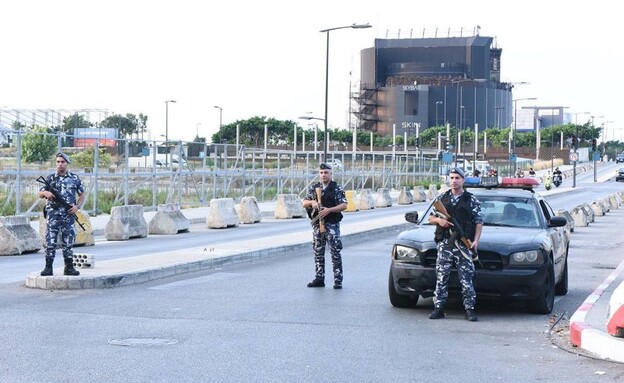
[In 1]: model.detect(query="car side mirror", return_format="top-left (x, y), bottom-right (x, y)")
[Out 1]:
top-left (405, 211), bottom-right (419, 223)
top-left (548, 216), bottom-right (567, 227)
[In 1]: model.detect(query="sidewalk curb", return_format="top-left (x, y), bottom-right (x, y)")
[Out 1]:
top-left (25, 222), bottom-right (412, 290)
top-left (570, 258), bottom-right (624, 363)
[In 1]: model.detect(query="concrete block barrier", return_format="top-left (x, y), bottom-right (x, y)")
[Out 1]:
top-left (73, 253), bottom-right (94, 268)
top-left (207, 198), bottom-right (240, 228)
top-left (358, 189), bottom-right (375, 210)
top-left (591, 201), bottom-right (605, 216)
top-left (556, 209), bottom-right (575, 233)
top-left (580, 203), bottom-right (595, 223)
top-left (375, 188), bottom-right (393, 208)
top-left (0, 215), bottom-right (42, 256)
top-left (608, 281), bottom-right (624, 337)
top-left (398, 187), bottom-right (413, 205)
top-left (38, 210), bottom-right (95, 247)
top-left (426, 185), bottom-right (439, 201)
top-left (344, 190), bottom-right (359, 212)
top-left (413, 186), bottom-right (427, 202)
top-left (608, 194), bottom-right (620, 210)
top-left (105, 205), bottom-right (148, 241)
top-left (598, 198), bottom-right (610, 213)
top-left (274, 194), bottom-right (305, 219)
top-left (569, 207), bottom-right (588, 227)
top-left (148, 203), bottom-right (190, 234)
top-left (237, 196), bottom-right (262, 224)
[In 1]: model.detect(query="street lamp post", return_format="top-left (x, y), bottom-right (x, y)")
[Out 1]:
top-left (572, 111), bottom-right (591, 188)
top-left (299, 115), bottom-right (325, 160)
top-left (511, 97), bottom-right (537, 176)
top-left (165, 99), bottom-right (176, 166)
top-left (450, 78), bottom-right (486, 168)
top-left (321, 23), bottom-right (371, 163)
top-left (214, 105), bottom-right (223, 128)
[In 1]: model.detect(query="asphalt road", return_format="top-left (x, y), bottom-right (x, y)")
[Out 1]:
top-left (1, 162), bottom-right (623, 382)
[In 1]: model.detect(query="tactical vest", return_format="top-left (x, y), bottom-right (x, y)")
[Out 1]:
top-left (308, 181), bottom-right (343, 224)
top-left (434, 190), bottom-right (476, 243)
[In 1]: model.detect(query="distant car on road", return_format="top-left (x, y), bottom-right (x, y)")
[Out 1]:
top-left (388, 178), bottom-right (569, 314)
top-left (616, 154), bottom-right (624, 163)
top-left (616, 167), bottom-right (624, 182)
top-left (327, 159), bottom-right (343, 170)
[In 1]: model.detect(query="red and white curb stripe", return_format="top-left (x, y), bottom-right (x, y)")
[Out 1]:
top-left (570, 260), bottom-right (624, 362)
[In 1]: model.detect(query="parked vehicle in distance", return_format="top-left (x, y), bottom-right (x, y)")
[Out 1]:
top-left (616, 167), bottom-right (624, 182)
top-left (388, 177), bottom-right (569, 314)
top-left (616, 154), bottom-right (624, 163)
top-left (327, 159), bottom-right (343, 170)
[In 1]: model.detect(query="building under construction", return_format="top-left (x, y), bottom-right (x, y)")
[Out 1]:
top-left (355, 28), bottom-right (514, 137)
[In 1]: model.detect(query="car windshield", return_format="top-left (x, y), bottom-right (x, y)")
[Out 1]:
top-left (421, 195), bottom-right (540, 228)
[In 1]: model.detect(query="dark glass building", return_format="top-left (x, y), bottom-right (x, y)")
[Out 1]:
top-left (356, 33), bottom-right (514, 137)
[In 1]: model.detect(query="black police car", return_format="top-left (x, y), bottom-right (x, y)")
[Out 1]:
top-left (388, 178), bottom-right (569, 314)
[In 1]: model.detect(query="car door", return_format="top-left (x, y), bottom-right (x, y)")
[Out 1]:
top-left (539, 199), bottom-right (567, 274)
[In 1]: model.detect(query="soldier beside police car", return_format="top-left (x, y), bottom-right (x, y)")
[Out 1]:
top-left (38, 152), bottom-right (85, 277)
top-left (428, 167), bottom-right (483, 321)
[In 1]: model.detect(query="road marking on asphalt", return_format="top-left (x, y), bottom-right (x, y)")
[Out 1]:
top-left (147, 271), bottom-right (241, 290)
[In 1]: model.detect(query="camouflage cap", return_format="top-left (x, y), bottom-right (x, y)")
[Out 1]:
top-left (449, 167), bottom-right (465, 178)
top-left (320, 163), bottom-right (332, 170)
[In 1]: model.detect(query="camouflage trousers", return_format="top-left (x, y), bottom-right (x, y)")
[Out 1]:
top-left (311, 222), bottom-right (343, 283)
top-left (45, 212), bottom-right (76, 259)
top-left (432, 240), bottom-right (476, 310)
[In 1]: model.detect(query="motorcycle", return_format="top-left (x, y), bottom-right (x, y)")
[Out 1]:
top-left (544, 176), bottom-right (552, 191)
top-left (553, 174), bottom-right (562, 188)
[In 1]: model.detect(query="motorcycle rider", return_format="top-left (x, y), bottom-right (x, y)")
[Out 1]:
top-left (553, 167), bottom-right (562, 187)
top-left (528, 167), bottom-right (536, 177)
top-left (544, 171), bottom-right (552, 191)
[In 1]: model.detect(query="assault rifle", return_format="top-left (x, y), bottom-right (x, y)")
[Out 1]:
top-left (432, 200), bottom-right (478, 263)
top-left (36, 176), bottom-right (86, 231)
top-left (314, 187), bottom-right (326, 233)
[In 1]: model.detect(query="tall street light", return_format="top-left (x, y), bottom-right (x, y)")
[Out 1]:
top-left (165, 99), bottom-right (176, 166)
top-left (572, 111), bottom-right (591, 188)
top-left (214, 106), bottom-right (223, 128)
top-left (511, 97), bottom-right (537, 175)
top-left (550, 106), bottom-right (569, 172)
top-left (321, 23), bottom-right (371, 163)
top-left (451, 78), bottom-right (486, 167)
top-left (299, 115), bottom-right (325, 159)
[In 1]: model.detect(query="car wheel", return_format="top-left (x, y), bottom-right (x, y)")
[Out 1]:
top-left (555, 256), bottom-right (569, 296)
top-left (388, 269), bottom-right (418, 308)
top-left (527, 261), bottom-right (555, 314)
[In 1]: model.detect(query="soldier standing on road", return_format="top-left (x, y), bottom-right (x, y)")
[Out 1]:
top-left (428, 167), bottom-right (483, 321)
top-left (38, 152), bottom-right (85, 276)
top-left (303, 163), bottom-right (347, 289)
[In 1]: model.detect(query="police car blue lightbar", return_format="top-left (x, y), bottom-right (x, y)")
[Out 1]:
top-left (464, 176), bottom-right (537, 190)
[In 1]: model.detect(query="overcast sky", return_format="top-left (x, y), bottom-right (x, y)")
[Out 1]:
top-left (1, 0), bottom-right (622, 142)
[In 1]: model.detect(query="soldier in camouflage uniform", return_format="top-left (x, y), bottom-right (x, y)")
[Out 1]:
top-left (38, 152), bottom-right (85, 276)
top-left (428, 167), bottom-right (483, 321)
top-left (303, 163), bottom-right (348, 289)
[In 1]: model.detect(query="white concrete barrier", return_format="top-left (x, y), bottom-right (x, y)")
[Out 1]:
top-left (0, 215), bottom-right (42, 256)
top-left (569, 207), bottom-right (588, 227)
top-left (38, 210), bottom-right (94, 247)
top-left (413, 186), bottom-right (427, 202)
top-left (344, 190), bottom-right (359, 212)
top-left (580, 203), bottom-right (595, 223)
top-left (237, 196), bottom-right (262, 224)
top-left (358, 189), bottom-right (375, 210)
top-left (148, 203), bottom-right (190, 234)
top-left (274, 194), bottom-right (306, 219)
top-left (375, 188), bottom-right (393, 208)
top-left (426, 184), bottom-right (439, 201)
top-left (608, 194), bottom-right (620, 210)
top-left (105, 205), bottom-right (148, 240)
top-left (207, 198), bottom-right (240, 228)
top-left (591, 201), bottom-right (605, 216)
top-left (556, 209), bottom-right (575, 233)
top-left (398, 187), bottom-right (413, 205)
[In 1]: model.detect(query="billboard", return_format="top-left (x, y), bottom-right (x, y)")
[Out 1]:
top-left (73, 128), bottom-right (117, 147)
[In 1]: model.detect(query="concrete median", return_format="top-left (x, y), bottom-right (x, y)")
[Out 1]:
top-left (148, 203), bottom-right (190, 234)
top-left (0, 215), bottom-right (42, 256)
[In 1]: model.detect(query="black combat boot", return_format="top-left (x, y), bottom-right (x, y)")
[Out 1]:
top-left (307, 277), bottom-right (325, 288)
top-left (63, 257), bottom-right (80, 276)
top-left (465, 309), bottom-right (478, 322)
top-left (429, 307), bottom-right (445, 319)
top-left (40, 258), bottom-right (54, 276)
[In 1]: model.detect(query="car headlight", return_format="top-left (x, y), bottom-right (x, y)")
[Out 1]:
top-left (509, 250), bottom-right (544, 266)
top-left (394, 245), bottom-right (421, 262)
